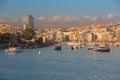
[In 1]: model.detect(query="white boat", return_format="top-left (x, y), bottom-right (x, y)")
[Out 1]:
top-left (88, 43), bottom-right (99, 50)
top-left (68, 42), bottom-right (83, 50)
top-left (70, 45), bottom-right (78, 50)
top-left (94, 45), bottom-right (110, 52)
top-left (5, 47), bottom-right (23, 53)
top-left (4, 27), bottom-right (23, 53)
top-left (92, 32), bottom-right (110, 52)
top-left (88, 34), bottom-right (97, 51)
top-left (88, 46), bottom-right (94, 50)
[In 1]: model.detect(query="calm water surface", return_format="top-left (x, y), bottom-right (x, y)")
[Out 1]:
top-left (0, 45), bottom-right (120, 80)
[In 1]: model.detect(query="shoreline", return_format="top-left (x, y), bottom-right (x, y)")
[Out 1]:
top-left (0, 43), bottom-right (55, 50)
top-left (0, 41), bottom-right (120, 50)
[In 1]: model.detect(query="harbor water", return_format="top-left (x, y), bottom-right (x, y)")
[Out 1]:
top-left (0, 45), bottom-right (120, 80)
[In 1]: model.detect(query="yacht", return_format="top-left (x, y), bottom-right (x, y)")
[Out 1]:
top-left (94, 45), bottom-right (110, 52)
top-left (5, 47), bottom-right (23, 53)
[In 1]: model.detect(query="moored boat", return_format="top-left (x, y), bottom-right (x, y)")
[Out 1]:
top-left (5, 47), bottom-right (23, 53)
top-left (88, 43), bottom-right (100, 51)
top-left (94, 45), bottom-right (110, 52)
top-left (70, 45), bottom-right (77, 50)
top-left (68, 42), bottom-right (83, 50)
top-left (88, 46), bottom-right (94, 50)
top-left (53, 45), bottom-right (61, 50)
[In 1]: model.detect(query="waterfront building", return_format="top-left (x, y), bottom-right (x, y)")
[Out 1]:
top-left (86, 33), bottom-right (95, 42)
top-left (96, 33), bottom-right (102, 42)
top-left (55, 31), bottom-right (64, 42)
top-left (115, 30), bottom-right (120, 41)
top-left (78, 32), bottom-right (85, 42)
top-left (104, 32), bottom-right (111, 42)
top-left (49, 32), bottom-right (56, 40)
top-left (42, 36), bottom-right (46, 43)
top-left (69, 32), bottom-right (77, 41)
top-left (63, 32), bottom-right (71, 41)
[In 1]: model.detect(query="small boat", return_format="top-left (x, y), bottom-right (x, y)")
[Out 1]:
top-left (77, 44), bottom-right (83, 48)
top-left (88, 46), bottom-right (94, 50)
top-left (70, 45), bottom-right (77, 50)
top-left (5, 47), bottom-right (23, 53)
top-left (68, 42), bottom-right (83, 50)
top-left (88, 43), bottom-right (100, 51)
top-left (94, 45), bottom-right (110, 52)
top-left (53, 45), bottom-right (61, 50)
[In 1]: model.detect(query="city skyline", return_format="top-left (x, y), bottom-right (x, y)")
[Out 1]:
top-left (0, 0), bottom-right (120, 27)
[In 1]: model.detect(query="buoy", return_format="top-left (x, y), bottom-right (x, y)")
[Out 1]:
top-left (38, 51), bottom-right (41, 54)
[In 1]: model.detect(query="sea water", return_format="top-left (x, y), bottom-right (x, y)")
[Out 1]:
top-left (0, 45), bottom-right (120, 80)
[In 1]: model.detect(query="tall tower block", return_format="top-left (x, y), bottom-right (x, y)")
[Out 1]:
top-left (23, 15), bottom-right (34, 30)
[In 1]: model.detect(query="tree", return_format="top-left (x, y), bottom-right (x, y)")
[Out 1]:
top-left (22, 28), bottom-right (34, 40)
top-left (0, 33), bottom-right (13, 43)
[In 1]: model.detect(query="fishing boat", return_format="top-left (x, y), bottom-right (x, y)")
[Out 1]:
top-left (94, 45), bottom-right (110, 52)
top-left (88, 46), bottom-right (94, 50)
top-left (68, 42), bottom-right (82, 50)
top-left (88, 43), bottom-right (99, 51)
top-left (53, 45), bottom-right (61, 50)
top-left (93, 32), bottom-right (110, 52)
top-left (70, 45), bottom-right (77, 50)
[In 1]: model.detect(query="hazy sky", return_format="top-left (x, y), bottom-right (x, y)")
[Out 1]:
top-left (0, 0), bottom-right (120, 27)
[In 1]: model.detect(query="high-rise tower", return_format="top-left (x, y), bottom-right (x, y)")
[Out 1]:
top-left (23, 15), bottom-right (34, 30)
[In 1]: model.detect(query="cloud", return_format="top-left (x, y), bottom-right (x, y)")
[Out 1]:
top-left (63, 16), bottom-right (80, 22)
top-left (37, 16), bottom-right (81, 23)
top-left (84, 16), bottom-right (97, 21)
top-left (0, 18), bottom-right (7, 23)
top-left (0, 18), bottom-right (17, 23)
top-left (38, 16), bottom-right (45, 21)
top-left (107, 13), bottom-right (114, 19)
top-left (0, 18), bottom-right (22, 26)
top-left (35, 15), bottom-right (99, 27)
top-left (35, 15), bottom-right (100, 27)
top-left (48, 16), bottom-right (62, 22)
top-left (3, 14), bottom-right (119, 28)
top-left (12, 19), bottom-right (19, 23)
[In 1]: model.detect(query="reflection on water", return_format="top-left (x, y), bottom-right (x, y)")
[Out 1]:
top-left (0, 45), bottom-right (120, 80)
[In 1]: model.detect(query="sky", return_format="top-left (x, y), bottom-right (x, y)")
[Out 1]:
top-left (0, 0), bottom-right (120, 27)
